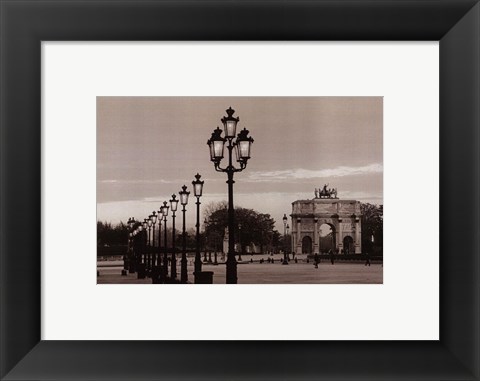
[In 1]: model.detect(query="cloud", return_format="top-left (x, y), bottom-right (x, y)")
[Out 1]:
top-left (100, 177), bottom-right (222, 185)
top-left (100, 179), bottom-right (183, 185)
top-left (247, 163), bottom-right (383, 182)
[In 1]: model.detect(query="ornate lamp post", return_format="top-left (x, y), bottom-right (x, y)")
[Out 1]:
top-left (192, 173), bottom-right (204, 284)
top-left (282, 214), bottom-right (288, 265)
top-left (179, 185), bottom-right (190, 283)
top-left (147, 216), bottom-right (153, 272)
top-left (143, 219), bottom-right (148, 266)
top-left (157, 207), bottom-right (163, 272)
top-left (204, 218), bottom-right (209, 262)
top-left (136, 224), bottom-right (142, 266)
top-left (150, 211), bottom-right (157, 268)
top-left (169, 194), bottom-right (179, 281)
top-left (204, 218), bottom-right (212, 263)
top-left (161, 201), bottom-right (169, 280)
top-left (126, 217), bottom-right (135, 271)
top-left (131, 228), bottom-right (137, 259)
top-left (286, 224), bottom-right (291, 259)
top-left (238, 223), bottom-right (242, 262)
top-left (133, 226), bottom-right (141, 275)
top-left (127, 217), bottom-right (134, 244)
top-left (207, 107), bottom-right (254, 284)
top-left (205, 218), bottom-right (219, 265)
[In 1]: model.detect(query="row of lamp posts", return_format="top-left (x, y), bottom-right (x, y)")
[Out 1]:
top-left (125, 173), bottom-right (204, 284)
top-left (125, 107), bottom-right (254, 284)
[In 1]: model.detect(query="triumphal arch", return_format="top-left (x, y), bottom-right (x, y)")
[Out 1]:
top-left (291, 185), bottom-right (362, 255)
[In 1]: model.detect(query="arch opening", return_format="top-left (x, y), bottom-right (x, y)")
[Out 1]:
top-left (302, 236), bottom-right (312, 254)
top-left (343, 235), bottom-right (354, 254)
top-left (319, 223), bottom-right (336, 253)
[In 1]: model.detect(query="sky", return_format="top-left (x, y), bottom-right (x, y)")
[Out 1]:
top-left (97, 96), bottom-right (383, 231)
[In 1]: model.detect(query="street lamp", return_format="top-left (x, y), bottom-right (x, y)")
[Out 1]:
top-left (131, 227), bottom-right (137, 268)
top-left (238, 223), bottom-right (243, 262)
top-left (286, 224), bottom-right (291, 259)
top-left (282, 214), bottom-right (288, 265)
top-left (204, 218), bottom-right (211, 263)
top-left (203, 218), bottom-right (208, 262)
top-left (151, 211), bottom-right (157, 268)
top-left (161, 201), bottom-right (169, 281)
top-left (136, 224), bottom-right (144, 277)
top-left (179, 185), bottom-right (190, 283)
top-left (157, 207), bottom-right (163, 275)
top-left (209, 219), bottom-right (219, 265)
top-left (142, 219), bottom-right (148, 268)
top-left (207, 107), bottom-right (254, 284)
top-left (147, 216), bottom-right (153, 273)
top-left (192, 173), bottom-right (204, 284)
top-left (126, 217), bottom-right (135, 271)
top-left (170, 194), bottom-right (179, 281)
top-left (134, 222), bottom-right (143, 264)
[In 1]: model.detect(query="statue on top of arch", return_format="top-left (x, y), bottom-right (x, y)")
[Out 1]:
top-left (315, 184), bottom-right (338, 199)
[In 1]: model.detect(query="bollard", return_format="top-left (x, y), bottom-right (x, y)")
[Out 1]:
top-left (137, 263), bottom-right (146, 279)
top-left (151, 266), bottom-right (163, 284)
top-left (196, 271), bottom-right (214, 284)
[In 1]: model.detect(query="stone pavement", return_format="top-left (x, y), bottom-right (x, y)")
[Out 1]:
top-left (97, 255), bottom-right (382, 284)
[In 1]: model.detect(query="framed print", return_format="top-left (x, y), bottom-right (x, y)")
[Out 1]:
top-left (1, 1), bottom-right (479, 380)
top-left (41, 42), bottom-right (438, 341)
top-left (95, 95), bottom-right (385, 286)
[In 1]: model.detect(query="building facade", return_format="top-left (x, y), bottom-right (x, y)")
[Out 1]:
top-left (291, 196), bottom-right (362, 255)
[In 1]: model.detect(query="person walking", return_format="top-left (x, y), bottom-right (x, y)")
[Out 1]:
top-left (314, 253), bottom-right (319, 269)
top-left (365, 252), bottom-right (371, 266)
top-left (329, 249), bottom-right (334, 265)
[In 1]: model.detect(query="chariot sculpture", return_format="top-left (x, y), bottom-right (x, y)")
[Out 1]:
top-left (315, 184), bottom-right (338, 199)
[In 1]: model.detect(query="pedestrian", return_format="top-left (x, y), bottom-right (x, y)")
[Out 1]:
top-left (365, 252), bottom-right (371, 266)
top-left (314, 253), bottom-right (319, 269)
top-left (329, 249), bottom-right (334, 265)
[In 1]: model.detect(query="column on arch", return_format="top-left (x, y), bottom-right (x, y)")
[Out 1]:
top-left (338, 219), bottom-right (343, 253)
top-left (355, 218), bottom-right (362, 254)
top-left (296, 218), bottom-right (302, 255)
top-left (313, 218), bottom-right (319, 254)
top-left (291, 216), bottom-right (295, 254)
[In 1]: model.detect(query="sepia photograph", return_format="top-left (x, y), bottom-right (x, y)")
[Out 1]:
top-left (97, 96), bottom-right (383, 284)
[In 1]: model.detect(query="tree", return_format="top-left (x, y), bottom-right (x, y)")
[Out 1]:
top-left (97, 221), bottom-right (129, 246)
top-left (360, 203), bottom-right (383, 255)
top-left (175, 227), bottom-right (204, 252)
top-left (203, 202), bottom-right (280, 254)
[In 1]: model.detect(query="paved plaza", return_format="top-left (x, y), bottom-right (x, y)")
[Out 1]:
top-left (97, 254), bottom-right (382, 284)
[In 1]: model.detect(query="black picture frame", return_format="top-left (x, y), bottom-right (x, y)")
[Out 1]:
top-left (1, 1), bottom-right (479, 380)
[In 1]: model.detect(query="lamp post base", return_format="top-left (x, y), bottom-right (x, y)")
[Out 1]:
top-left (226, 256), bottom-right (237, 284)
top-left (194, 259), bottom-right (202, 284)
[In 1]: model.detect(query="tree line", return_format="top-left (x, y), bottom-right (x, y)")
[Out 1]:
top-left (97, 201), bottom-right (383, 254)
